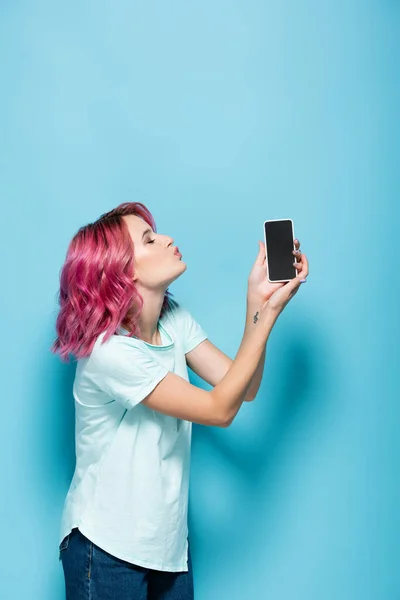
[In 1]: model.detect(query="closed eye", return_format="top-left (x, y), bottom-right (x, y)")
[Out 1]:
top-left (148, 239), bottom-right (155, 244)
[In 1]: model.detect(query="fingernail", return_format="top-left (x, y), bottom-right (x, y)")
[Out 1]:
top-left (300, 279), bottom-right (307, 283)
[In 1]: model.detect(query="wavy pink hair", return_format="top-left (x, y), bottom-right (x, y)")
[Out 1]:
top-left (51, 202), bottom-right (178, 363)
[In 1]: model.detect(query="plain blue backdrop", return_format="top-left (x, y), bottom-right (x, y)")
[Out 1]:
top-left (0, 1), bottom-right (398, 598)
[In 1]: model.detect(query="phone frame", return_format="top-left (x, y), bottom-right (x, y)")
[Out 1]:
top-left (263, 218), bottom-right (297, 283)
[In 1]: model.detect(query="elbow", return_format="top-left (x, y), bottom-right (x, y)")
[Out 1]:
top-left (244, 395), bottom-right (255, 402)
top-left (218, 398), bottom-right (254, 425)
top-left (220, 417), bottom-right (233, 428)
top-left (210, 414), bottom-right (233, 428)
top-left (209, 392), bottom-right (234, 428)
top-left (218, 410), bottom-right (234, 428)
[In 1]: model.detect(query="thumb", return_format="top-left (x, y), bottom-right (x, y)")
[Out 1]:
top-left (254, 241), bottom-right (266, 266)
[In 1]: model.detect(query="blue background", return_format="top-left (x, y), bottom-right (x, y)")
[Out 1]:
top-left (0, 1), bottom-right (398, 598)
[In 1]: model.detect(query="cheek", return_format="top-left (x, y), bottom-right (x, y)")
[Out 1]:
top-left (138, 253), bottom-right (164, 275)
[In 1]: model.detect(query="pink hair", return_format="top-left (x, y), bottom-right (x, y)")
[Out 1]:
top-left (51, 202), bottom-right (178, 363)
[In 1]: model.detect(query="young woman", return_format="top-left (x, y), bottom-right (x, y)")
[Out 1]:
top-left (52, 202), bottom-right (308, 600)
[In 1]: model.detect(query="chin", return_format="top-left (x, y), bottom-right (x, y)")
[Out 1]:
top-left (175, 259), bottom-right (187, 275)
top-left (166, 260), bottom-right (187, 284)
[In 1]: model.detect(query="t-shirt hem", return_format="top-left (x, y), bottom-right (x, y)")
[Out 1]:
top-left (65, 523), bottom-right (189, 573)
top-left (123, 367), bottom-right (169, 410)
top-left (185, 334), bottom-right (208, 355)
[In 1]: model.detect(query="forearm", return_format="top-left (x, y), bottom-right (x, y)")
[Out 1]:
top-left (211, 299), bottom-right (277, 424)
top-left (244, 346), bottom-right (266, 401)
top-left (243, 297), bottom-right (267, 401)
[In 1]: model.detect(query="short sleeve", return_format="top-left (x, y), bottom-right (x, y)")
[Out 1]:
top-left (169, 304), bottom-right (208, 354)
top-left (86, 336), bottom-right (169, 411)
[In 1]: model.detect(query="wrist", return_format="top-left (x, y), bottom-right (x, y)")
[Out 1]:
top-left (246, 296), bottom-right (263, 324)
top-left (246, 293), bottom-right (263, 310)
top-left (246, 296), bottom-right (279, 325)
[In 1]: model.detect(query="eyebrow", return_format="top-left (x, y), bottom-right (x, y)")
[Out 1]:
top-left (141, 228), bottom-right (153, 240)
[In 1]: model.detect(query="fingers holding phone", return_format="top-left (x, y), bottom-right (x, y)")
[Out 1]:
top-left (266, 252), bottom-right (308, 314)
top-left (263, 218), bottom-right (309, 314)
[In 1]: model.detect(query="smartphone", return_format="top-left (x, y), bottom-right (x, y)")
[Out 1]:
top-left (263, 219), bottom-right (297, 283)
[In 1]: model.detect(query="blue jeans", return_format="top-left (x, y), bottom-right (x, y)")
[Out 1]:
top-left (59, 527), bottom-right (194, 600)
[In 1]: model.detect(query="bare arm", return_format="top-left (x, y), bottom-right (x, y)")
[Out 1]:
top-left (241, 297), bottom-right (268, 401)
top-left (141, 305), bottom-right (278, 427)
top-left (210, 304), bottom-right (276, 424)
top-left (184, 297), bottom-right (268, 402)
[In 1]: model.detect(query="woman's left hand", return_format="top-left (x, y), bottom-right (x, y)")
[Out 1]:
top-left (247, 238), bottom-right (303, 303)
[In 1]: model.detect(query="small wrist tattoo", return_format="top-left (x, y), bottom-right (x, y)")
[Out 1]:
top-left (253, 311), bottom-right (259, 324)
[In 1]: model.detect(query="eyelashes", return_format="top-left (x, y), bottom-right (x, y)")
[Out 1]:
top-left (148, 239), bottom-right (155, 244)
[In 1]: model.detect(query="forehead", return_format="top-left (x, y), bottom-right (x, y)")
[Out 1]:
top-left (123, 215), bottom-right (152, 240)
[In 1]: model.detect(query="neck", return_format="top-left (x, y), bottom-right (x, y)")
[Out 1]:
top-left (123, 288), bottom-right (165, 344)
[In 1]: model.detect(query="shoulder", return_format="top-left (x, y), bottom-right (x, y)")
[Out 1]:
top-left (163, 301), bottom-right (207, 353)
top-left (163, 301), bottom-right (194, 328)
top-left (89, 331), bottom-right (151, 371)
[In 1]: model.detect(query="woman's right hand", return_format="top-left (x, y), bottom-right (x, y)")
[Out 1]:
top-left (264, 252), bottom-right (309, 315)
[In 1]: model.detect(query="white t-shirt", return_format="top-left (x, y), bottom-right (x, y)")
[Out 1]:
top-left (59, 303), bottom-right (207, 572)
